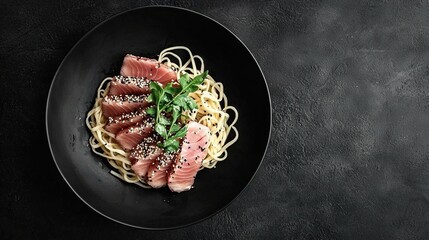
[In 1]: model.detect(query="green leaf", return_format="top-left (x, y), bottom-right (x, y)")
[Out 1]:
top-left (164, 83), bottom-right (180, 96)
top-left (161, 93), bottom-right (172, 105)
top-left (173, 94), bottom-right (186, 108)
top-left (169, 123), bottom-right (180, 134)
top-left (185, 97), bottom-right (198, 110)
top-left (149, 82), bottom-right (162, 101)
top-left (179, 74), bottom-right (190, 88)
top-left (167, 106), bottom-right (181, 136)
top-left (165, 105), bottom-right (173, 113)
top-left (172, 106), bottom-right (181, 121)
top-left (188, 85), bottom-right (199, 92)
top-left (147, 94), bottom-right (154, 103)
top-left (191, 71), bottom-right (207, 85)
top-left (165, 144), bottom-right (178, 153)
top-left (146, 106), bottom-right (156, 117)
top-left (157, 142), bottom-right (165, 148)
top-left (173, 125), bottom-right (188, 139)
top-left (162, 138), bottom-right (176, 147)
top-left (163, 139), bottom-right (180, 153)
top-left (155, 124), bottom-right (168, 138)
top-left (171, 139), bottom-right (180, 148)
top-left (159, 91), bottom-right (170, 106)
top-left (181, 97), bottom-right (192, 111)
top-left (200, 70), bottom-right (208, 81)
top-left (159, 115), bottom-right (171, 125)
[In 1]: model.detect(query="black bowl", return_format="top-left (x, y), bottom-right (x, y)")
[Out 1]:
top-left (46, 6), bottom-right (271, 230)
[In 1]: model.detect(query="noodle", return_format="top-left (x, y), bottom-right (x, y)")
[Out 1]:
top-left (86, 46), bottom-right (239, 187)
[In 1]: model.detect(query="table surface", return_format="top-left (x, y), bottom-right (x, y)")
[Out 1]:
top-left (2, 0), bottom-right (429, 239)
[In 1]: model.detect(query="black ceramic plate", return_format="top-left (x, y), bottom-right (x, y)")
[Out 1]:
top-left (46, 6), bottom-right (271, 229)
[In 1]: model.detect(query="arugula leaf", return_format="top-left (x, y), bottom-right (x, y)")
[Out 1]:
top-left (173, 94), bottom-right (186, 108)
top-left (183, 96), bottom-right (197, 110)
top-left (170, 124), bottom-right (180, 133)
top-left (146, 106), bottom-right (156, 117)
top-left (147, 94), bottom-right (154, 103)
top-left (164, 139), bottom-right (180, 153)
top-left (191, 71), bottom-right (207, 85)
top-left (159, 138), bottom-right (180, 153)
top-left (155, 124), bottom-right (167, 139)
top-left (179, 74), bottom-right (190, 88)
top-left (188, 85), bottom-right (199, 92)
top-left (167, 106), bottom-right (181, 136)
top-left (173, 125), bottom-right (188, 139)
top-left (159, 115), bottom-right (171, 125)
top-left (149, 82), bottom-right (162, 102)
top-left (148, 71), bottom-right (208, 151)
top-left (172, 105), bottom-right (181, 121)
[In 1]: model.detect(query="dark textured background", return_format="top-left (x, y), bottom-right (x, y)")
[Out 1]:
top-left (1, 0), bottom-right (429, 239)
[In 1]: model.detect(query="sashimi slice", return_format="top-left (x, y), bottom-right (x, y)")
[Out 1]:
top-left (129, 138), bottom-right (162, 177)
top-left (120, 54), bottom-right (177, 84)
top-left (115, 120), bottom-right (154, 150)
top-left (146, 153), bottom-right (177, 188)
top-left (168, 122), bottom-right (211, 193)
top-left (102, 95), bottom-right (149, 118)
top-left (105, 108), bottom-right (147, 134)
top-left (108, 76), bottom-right (150, 96)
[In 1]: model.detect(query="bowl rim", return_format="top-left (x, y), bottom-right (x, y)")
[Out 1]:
top-left (45, 5), bottom-right (272, 230)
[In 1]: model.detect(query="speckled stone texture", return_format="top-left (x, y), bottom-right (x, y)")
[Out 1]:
top-left (1, 0), bottom-right (429, 239)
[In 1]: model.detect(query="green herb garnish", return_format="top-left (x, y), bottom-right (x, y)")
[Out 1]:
top-left (146, 71), bottom-right (208, 153)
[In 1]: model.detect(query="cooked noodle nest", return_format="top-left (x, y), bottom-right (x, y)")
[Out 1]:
top-left (86, 46), bottom-right (238, 187)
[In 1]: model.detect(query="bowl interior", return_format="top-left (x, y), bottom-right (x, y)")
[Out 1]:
top-left (46, 6), bottom-right (271, 229)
